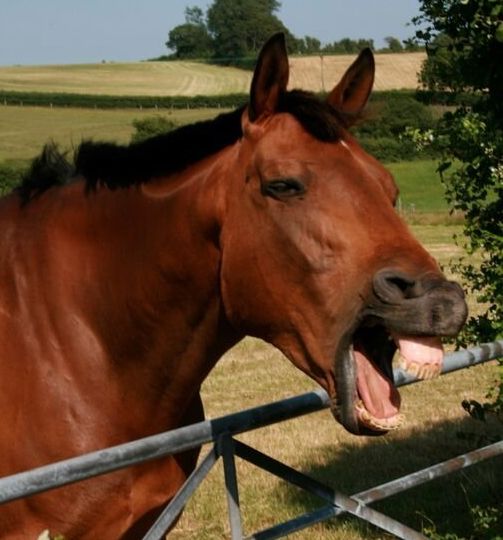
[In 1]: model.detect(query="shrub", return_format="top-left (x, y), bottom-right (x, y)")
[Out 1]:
top-left (0, 90), bottom-right (248, 110)
top-left (351, 96), bottom-right (438, 161)
top-left (354, 95), bottom-right (436, 139)
top-left (0, 161), bottom-right (28, 195)
top-left (358, 136), bottom-right (422, 163)
top-left (413, 0), bottom-right (503, 345)
top-left (131, 116), bottom-right (178, 143)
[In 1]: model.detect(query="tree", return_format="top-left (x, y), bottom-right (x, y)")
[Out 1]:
top-left (402, 37), bottom-right (423, 52)
top-left (166, 6), bottom-right (213, 58)
top-left (206, 0), bottom-right (295, 60)
top-left (322, 38), bottom-right (374, 54)
top-left (415, 1), bottom-right (503, 99)
top-left (184, 6), bottom-right (205, 26)
top-left (384, 36), bottom-right (403, 52)
top-left (413, 0), bottom-right (503, 405)
top-left (417, 33), bottom-right (461, 90)
top-left (301, 36), bottom-right (321, 54)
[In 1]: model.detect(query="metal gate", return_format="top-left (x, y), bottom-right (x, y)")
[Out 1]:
top-left (0, 340), bottom-right (502, 539)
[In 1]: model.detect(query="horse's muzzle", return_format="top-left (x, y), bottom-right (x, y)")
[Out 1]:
top-left (369, 268), bottom-right (468, 337)
top-left (331, 268), bottom-right (468, 437)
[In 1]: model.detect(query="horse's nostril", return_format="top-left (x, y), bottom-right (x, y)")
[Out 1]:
top-left (373, 269), bottom-right (417, 303)
top-left (386, 275), bottom-right (415, 295)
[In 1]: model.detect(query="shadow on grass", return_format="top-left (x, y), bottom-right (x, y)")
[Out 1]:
top-left (270, 415), bottom-right (503, 539)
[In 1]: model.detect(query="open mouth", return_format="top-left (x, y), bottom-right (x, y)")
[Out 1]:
top-left (333, 322), bottom-right (444, 435)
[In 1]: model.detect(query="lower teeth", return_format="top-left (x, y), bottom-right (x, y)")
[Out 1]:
top-left (355, 401), bottom-right (404, 431)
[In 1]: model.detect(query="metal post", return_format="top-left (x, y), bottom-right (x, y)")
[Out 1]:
top-left (219, 434), bottom-right (243, 540)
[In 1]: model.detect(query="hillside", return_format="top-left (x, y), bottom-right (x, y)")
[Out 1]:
top-left (0, 53), bottom-right (425, 96)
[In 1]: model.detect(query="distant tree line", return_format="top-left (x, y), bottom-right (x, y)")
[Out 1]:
top-left (295, 36), bottom-right (421, 55)
top-left (165, 0), bottom-right (422, 62)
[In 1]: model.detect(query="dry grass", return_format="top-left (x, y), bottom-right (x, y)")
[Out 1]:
top-left (0, 53), bottom-right (425, 97)
top-left (0, 62), bottom-right (251, 96)
top-left (170, 338), bottom-right (500, 539)
top-left (289, 52), bottom-right (425, 93)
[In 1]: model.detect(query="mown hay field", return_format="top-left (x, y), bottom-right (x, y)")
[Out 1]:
top-left (0, 52), bottom-right (425, 96)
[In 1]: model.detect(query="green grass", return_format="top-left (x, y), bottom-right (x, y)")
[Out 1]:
top-left (388, 160), bottom-right (449, 214)
top-left (0, 105), bottom-right (228, 162)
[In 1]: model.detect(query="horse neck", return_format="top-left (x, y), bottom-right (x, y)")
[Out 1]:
top-left (57, 149), bottom-right (240, 423)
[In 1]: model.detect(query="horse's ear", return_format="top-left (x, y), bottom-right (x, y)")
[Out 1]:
top-left (248, 33), bottom-right (289, 122)
top-left (327, 48), bottom-right (374, 121)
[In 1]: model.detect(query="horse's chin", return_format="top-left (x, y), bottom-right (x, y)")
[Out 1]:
top-left (331, 323), bottom-right (444, 436)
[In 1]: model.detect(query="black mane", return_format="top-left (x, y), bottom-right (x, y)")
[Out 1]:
top-left (18, 90), bottom-right (348, 202)
top-left (19, 144), bottom-right (74, 203)
top-left (76, 105), bottom-right (246, 192)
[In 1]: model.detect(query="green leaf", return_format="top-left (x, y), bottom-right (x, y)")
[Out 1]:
top-left (496, 22), bottom-right (503, 43)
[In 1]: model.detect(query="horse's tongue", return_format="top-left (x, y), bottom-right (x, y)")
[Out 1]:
top-left (394, 335), bottom-right (444, 379)
top-left (353, 347), bottom-right (402, 432)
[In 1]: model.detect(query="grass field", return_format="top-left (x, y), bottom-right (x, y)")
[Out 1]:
top-left (0, 105), bottom-right (228, 162)
top-left (0, 61), bottom-right (250, 97)
top-left (0, 104), bottom-right (500, 539)
top-left (388, 160), bottom-right (449, 214)
top-left (0, 52), bottom-right (425, 96)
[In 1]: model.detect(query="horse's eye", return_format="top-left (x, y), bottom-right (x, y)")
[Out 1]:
top-left (262, 178), bottom-right (306, 200)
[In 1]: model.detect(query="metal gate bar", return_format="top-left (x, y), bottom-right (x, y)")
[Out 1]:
top-left (356, 439), bottom-right (503, 505)
top-left (220, 435), bottom-right (244, 540)
top-left (142, 445), bottom-right (219, 540)
top-left (0, 391), bottom-right (330, 504)
top-left (233, 439), bottom-right (427, 540)
top-left (250, 506), bottom-right (338, 540)
top-left (244, 439), bottom-right (503, 539)
top-left (0, 341), bottom-right (500, 505)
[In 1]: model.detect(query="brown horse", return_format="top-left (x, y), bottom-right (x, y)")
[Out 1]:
top-left (0, 34), bottom-right (466, 538)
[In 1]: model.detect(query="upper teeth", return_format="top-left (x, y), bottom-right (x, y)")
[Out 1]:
top-left (397, 354), bottom-right (441, 380)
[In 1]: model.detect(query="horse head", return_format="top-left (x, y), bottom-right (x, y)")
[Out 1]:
top-left (219, 34), bottom-right (467, 435)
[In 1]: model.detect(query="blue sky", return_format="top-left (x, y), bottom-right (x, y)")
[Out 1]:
top-left (0, 0), bottom-right (421, 66)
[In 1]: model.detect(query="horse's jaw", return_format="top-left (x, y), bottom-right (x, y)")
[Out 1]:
top-left (331, 324), bottom-right (444, 436)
